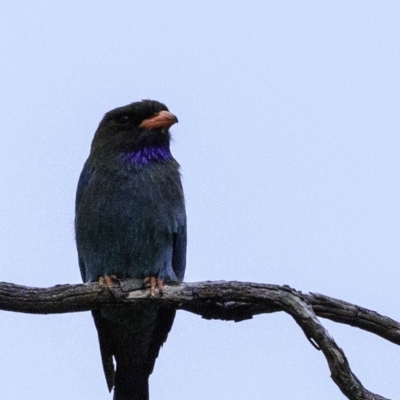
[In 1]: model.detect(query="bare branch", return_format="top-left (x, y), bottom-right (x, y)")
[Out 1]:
top-left (0, 280), bottom-right (394, 400)
top-left (306, 292), bottom-right (400, 346)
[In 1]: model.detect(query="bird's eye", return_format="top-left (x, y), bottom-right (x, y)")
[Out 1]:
top-left (117, 115), bottom-right (130, 124)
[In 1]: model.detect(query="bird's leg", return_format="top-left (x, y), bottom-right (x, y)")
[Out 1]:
top-left (98, 275), bottom-right (118, 287)
top-left (143, 276), bottom-right (164, 296)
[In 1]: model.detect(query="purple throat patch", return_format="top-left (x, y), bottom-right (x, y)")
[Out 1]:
top-left (123, 146), bottom-right (172, 165)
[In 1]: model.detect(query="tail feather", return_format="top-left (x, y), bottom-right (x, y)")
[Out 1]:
top-left (92, 305), bottom-right (176, 400)
top-left (113, 365), bottom-right (149, 400)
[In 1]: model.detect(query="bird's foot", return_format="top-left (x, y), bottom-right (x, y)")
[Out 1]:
top-left (143, 276), bottom-right (164, 297)
top-left (98, 275), bottom-right (118, 287)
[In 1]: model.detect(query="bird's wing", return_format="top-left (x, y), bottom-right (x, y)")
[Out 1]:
top-left (146, 203), bottom-right (186, 376)
top-left (75, 159), bottom-right (95, 282)
top-left (146, 308), bottom-right (177, 375)
top-left (92, 309), bottom-right (116, 392)
top-left (75, 159), bottom-right (95, 213)
top-left (172, 208), bottom-right (187, 281)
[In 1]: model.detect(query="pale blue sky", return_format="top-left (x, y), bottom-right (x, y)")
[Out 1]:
top-left (1, 2), bottom-right (399, 399)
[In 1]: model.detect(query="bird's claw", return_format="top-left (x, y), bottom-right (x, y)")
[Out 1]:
top-left (143, 276), bottom-right (164, 296)
top-left (98, 275), bottom-right (118, 287)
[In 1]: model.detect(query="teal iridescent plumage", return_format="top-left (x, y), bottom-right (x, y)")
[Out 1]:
top-left (75, 100), bottom-right (186, 400)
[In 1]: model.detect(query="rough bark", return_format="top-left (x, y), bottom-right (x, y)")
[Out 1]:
top-left (0, 280), bottom-right (394, 400)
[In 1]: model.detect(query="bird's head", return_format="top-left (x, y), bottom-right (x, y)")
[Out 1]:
top-left (91, 100), bottom-right (178, 164)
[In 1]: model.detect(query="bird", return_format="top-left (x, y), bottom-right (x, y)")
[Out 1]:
top-left (75, 99), bottom-right (186, 400)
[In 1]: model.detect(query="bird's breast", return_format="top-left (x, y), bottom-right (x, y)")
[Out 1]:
top-left (75, 160), bottom-right (184, 281)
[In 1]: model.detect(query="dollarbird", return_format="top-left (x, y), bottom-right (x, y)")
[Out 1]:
top-left (75, 100), bottom-right (186, 400)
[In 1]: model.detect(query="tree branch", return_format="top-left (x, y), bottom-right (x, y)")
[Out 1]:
top-left (0, 280), bottom-right (394, 400)
top-left (306, 292), bottom-right (400, 346)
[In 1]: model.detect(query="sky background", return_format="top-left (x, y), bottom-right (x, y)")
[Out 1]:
top-left (1, 1), bottom-right (399, 399)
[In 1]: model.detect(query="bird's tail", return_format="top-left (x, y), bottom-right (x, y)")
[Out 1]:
top-left (113, 359), bottom-right (150, 400)
top-left (92, 305), bottom-right (176, 400)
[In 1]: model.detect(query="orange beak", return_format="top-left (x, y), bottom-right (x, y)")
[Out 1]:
top-left (139, 110), bottom-right (178, 130)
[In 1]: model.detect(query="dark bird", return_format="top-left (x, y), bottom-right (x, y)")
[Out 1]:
top-left (75, 100), bottom-right (186, 400)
